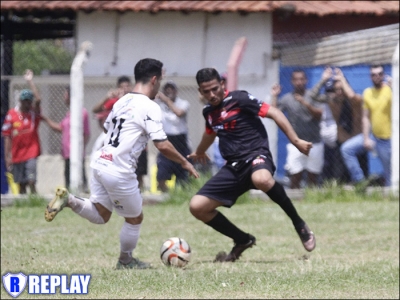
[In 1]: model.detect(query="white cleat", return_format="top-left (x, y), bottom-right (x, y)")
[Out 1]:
top-left (45, 187), bottom-right (69, 222)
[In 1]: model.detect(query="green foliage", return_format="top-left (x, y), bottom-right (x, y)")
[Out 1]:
top-left (161, 177), bottom-right (398, 206)
top-left (13, 194), bottom-right (48, 208)
top-left (13, 40), bottom-right (74, 75)
top-left (303, 180), bottom-right (399, 203)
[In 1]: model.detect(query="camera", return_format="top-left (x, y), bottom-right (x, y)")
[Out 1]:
top-left (324, 77), bottom-right (335, 93)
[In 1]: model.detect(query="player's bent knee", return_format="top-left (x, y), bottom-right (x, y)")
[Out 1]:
top-left (252, 170), bottom-right (275, 191)
top-left (125, 212), bottom-right (143, 225)
top-left (189, 196), bottom-right (207, 217)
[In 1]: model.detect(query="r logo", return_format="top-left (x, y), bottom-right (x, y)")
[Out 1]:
top-left (2, 272), bottom-right (27, 298)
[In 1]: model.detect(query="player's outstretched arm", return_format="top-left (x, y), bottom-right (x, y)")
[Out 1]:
top-left (187, 131), bottom-right (216, 164)
top-left (266, 106), bottom-right (312, 156)
top-left (41, 115), bottom-right (62, 132)
top-left (24, 69), bottom-right (41, 113)
top-left (154, 139), bottom-right (199, 178)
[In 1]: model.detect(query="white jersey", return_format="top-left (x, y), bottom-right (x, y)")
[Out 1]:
top-left (91, 92), bottom-right (167, 176)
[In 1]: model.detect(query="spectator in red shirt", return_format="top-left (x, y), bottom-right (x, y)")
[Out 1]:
top-left (2, 69), bottom-right (42, 194)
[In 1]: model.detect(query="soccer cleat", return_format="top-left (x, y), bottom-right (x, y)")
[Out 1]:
top-left (116, 258), bottom-right (152, 270)
top-left (45, 187), bottom-right (69, 222)
top-left (295, 223), bottom-right (316, 252)
top-left (214, 235), bottom-right (256, 262)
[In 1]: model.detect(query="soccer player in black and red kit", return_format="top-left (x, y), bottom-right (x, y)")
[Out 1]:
top-left (188, 68), bottom-right (316, 262)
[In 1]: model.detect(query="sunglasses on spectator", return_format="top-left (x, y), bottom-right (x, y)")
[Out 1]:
top-left (370, 72), bottom-right (383, 76)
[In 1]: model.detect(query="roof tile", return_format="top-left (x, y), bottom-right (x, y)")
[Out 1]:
top-left (1, 1), bottom-right (398, 15)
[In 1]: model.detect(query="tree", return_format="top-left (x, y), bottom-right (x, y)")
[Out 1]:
top-left (12, 39), bottom-right (74, 75)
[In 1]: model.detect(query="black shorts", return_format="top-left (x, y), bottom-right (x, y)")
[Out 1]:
top-left (136, 149), bottom-right (148, 176)
top-left (196, 154), bottom-right (276, 207)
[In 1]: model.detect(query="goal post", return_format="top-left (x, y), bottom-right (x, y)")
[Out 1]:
top-left (391, 42), bottom-right (399, 194)
top-left (69, 41), bottom-right (92, 193)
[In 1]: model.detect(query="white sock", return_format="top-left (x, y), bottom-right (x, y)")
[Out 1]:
top-left (119, 222), bottom-right (141, 264)
top-left (68, 194), bottom-right (105, 224)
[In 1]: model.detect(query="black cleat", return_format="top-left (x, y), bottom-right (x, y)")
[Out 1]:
top-left (214, 235), bottom-right (256, 262)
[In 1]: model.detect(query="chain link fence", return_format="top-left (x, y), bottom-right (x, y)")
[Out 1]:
top-left (1, 23), bottom-right (398, 195)
top-left (273, 23), bottom-right (398, 189)
top-left (1, 69), bottom-right (206, 195)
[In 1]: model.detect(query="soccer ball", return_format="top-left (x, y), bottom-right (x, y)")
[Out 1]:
top-left (160, 237), bottom-right (191, 267)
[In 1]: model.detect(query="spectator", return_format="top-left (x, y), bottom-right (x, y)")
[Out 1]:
top-left (92, 76), bottom-right (148, 191)
top-left (155, 81), bottom-right (191, 192)
top-left (1, 69), bottom-right (42, 194)
top-left (310, 67), bottom-right (368, 183)
top-left (340, 65), bottom-right (392, 189)
top-left (41, 86), bottom-right (90, 191)
top-left (271, 70), bottom-right (324, 189)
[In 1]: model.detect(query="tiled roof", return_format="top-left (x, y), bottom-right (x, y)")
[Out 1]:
top-left (1, 1), bottom-right (399, 16)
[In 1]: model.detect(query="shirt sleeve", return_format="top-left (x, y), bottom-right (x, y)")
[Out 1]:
top-left (238, 91), bottom-right (269, 117)
top-left (203, 108), bottom-right (215, 134)
top-left (145, 104), bottom-right (168, 141)
top-left (180, 99), bottom-right (190, 113)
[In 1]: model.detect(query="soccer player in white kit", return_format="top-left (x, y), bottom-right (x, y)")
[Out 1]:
top-left (44, 58), bottom-right (199, 269)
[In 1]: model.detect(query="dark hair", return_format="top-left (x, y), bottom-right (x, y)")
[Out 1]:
top-left (163, 80), bottom-right (178, 91)
top-left (65, 85), bottom-right (70, 95)
top-left (196, 68), bottom-right (221, 85)
top-left (134, 58), bottom-right (163, 84)
top-left (370, 64), bottom-right (384, 70)
top-left (117, 75), bottom-right (131, 86)
top-left (291, 69), bottom-right (307, 79)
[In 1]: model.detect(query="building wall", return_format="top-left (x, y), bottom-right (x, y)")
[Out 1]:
top-left (76, 11), bottom-right (273, 78)
top-left (75, 11), bottom-right (279, 179)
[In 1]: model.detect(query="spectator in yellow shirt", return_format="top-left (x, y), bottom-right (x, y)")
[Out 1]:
top-left (340, 65), bottom-right (392, 189)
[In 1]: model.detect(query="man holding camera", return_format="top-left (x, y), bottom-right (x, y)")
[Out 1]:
top-left (309, 66), bottom-right (368, 183)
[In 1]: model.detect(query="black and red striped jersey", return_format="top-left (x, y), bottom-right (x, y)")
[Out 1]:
top-left (203, 90), bottom-right (271, 162)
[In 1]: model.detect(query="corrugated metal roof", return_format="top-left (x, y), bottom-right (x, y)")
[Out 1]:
top-left (279, 23), bottom-right (399, 66)
top-left (1, 1), bottom-right (399, 16)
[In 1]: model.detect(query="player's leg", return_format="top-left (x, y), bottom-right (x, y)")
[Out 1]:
top-left (100, 171), bottom-right (151, 269)
top-left (252, 167), bottom-right (316, 252)
top-left (190, 166), bottom-right (255, 262)
top-left (45, 169), bottom-right (110, 223)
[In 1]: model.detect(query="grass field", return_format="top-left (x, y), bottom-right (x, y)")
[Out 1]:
top-left (1, 189), bottom-right (399, 299)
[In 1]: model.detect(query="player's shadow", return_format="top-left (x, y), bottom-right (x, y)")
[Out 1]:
top-left (191, 259), bottom-right (284, 265)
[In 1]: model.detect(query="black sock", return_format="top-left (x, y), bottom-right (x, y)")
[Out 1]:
top-left (205, 211), bottom-right (249, 244)
top-left (266, 182), bottom-right (305, 228)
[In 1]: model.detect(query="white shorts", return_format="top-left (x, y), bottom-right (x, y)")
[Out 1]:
top-left (285, 142), bottom-right (324, 175)
top-left (90, 169), bottom-right (142, 218)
